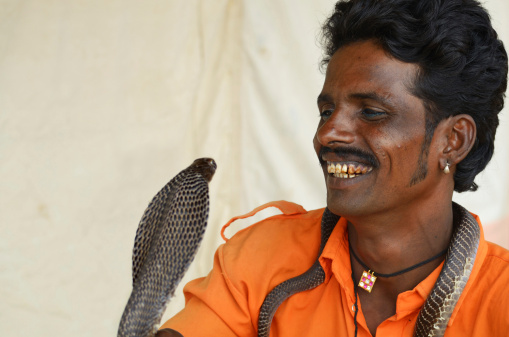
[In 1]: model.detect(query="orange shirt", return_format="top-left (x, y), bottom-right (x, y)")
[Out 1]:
top-left (160, 201), bottom-right (509, 336)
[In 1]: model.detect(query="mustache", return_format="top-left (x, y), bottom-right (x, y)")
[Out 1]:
top-left (318, 146), bottom-right (379, 168)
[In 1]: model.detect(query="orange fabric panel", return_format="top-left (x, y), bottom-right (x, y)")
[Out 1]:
top-left (160, 203), bottom-right (509, 336)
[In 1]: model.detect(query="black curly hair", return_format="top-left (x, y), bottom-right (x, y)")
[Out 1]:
top-left (321, 0), bottom-right (508, 192)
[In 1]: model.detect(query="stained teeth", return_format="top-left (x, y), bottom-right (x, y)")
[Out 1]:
top-left (348, 164), bottom-right (355, 175)
top-left (327, 162), bottom-right (373, 178)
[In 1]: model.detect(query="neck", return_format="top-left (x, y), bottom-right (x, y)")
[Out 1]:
top-left (346, 199), bottom-right (454, 290)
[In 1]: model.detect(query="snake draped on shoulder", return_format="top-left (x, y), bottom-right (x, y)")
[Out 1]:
top-left (257, 202), bottom-right (480, 337)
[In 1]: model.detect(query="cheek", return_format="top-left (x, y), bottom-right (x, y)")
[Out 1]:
top-left (366, 129), bottom-right (391, 162)
top-left (372, 129), bottom-right (425, 169)
top-left (313, 133), bottom-right (320, 156)
top-left (313, 121), bottom-right (324, 155)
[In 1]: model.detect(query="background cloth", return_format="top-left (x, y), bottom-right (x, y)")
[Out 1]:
top-left (1, 1), bottom-right (508, 336)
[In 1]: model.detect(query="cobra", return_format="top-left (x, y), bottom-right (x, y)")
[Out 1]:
top-left (117, 158), bottom-right (216, 337)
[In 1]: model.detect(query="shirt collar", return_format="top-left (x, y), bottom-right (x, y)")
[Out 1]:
top-left (318, 211), bottom-right (488, 324)
top-left (319, 216), bottom-right (355, 302)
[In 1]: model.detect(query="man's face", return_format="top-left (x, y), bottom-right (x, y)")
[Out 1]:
top-left (314, 40), bottom-right (443, 218)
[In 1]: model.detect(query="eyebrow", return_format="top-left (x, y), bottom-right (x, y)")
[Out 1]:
top-left (351, 92), bottom-right (394, 105)
top-left (317, 91), bottom-right (395, 107)
top-left (317, 93), bottom-right (333, 104)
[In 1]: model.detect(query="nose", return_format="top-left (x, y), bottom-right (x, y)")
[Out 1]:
top-left (314, 110), bottom-right (356, 148)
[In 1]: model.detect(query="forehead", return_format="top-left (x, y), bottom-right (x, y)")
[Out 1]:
top-left (322, 40), bottom-right (419, 104)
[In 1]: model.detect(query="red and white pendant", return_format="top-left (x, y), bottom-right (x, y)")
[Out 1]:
top-left (358, 270), bottom-right (377, 293)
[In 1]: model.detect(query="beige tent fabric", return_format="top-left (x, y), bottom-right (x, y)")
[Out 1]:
top-left (0, 0), bottom-right (507, 336)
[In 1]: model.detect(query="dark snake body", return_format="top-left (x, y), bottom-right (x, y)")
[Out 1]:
top-left (118, 158), bottom-right (216, 337)
top-left (258, 202), bottom-right (480, 337)
top-left (414, 203), bottom-right (480, 336)
top-left (257, 209), bottom-right (340, 337)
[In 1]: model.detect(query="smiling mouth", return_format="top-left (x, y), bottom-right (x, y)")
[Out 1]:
top-left (327, 161), bottom-right (373, 178)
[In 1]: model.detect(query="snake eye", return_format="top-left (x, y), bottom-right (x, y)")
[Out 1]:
top-left (207, 158), bottom-right (217, 170)
top-left (192, 158), bottom-right (217, 182)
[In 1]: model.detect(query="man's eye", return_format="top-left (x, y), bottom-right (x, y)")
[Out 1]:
top-left (319, 108), bottom-right (334, 120)
top-left (361, 108), bottom-right (386, 120)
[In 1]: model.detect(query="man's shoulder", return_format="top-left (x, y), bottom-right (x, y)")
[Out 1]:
top-left (453, 241), bottom-right (509, 332)
top-left (222, 202), bottom-right (325, 255)
top-left (217, 202), bottom-right (325, 291)
top-left (468, 241), bottom-right (509, 297)
top-left (484, 241), bottom-right (509, 270)
top-left (471, 241), bottom-right (509, 292)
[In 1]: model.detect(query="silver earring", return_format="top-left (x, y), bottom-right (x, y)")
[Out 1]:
top-left (443, 162), bottom-right (450, 174)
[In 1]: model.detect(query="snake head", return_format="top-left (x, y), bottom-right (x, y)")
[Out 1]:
top-left (191, 158), bottom-right (217, 183)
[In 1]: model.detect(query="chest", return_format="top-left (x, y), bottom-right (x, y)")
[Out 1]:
top-left (263, 278), bottom-right (491, 337)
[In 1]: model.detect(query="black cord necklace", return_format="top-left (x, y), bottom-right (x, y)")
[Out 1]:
top-left (350, 268), bottom-right (359, 337)
top-left (349, 241), bottom-right (448, 293)
top-left (349, 245), bottom-right (447, 337)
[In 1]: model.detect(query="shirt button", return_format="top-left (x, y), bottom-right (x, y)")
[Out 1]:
top-left (351, 304), bottom-right (355, 311)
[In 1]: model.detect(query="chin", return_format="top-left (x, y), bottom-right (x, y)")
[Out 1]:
top-left (326, 192), bottom-right (353, 217)
top-left (326, 191), bottom-right (375, 219)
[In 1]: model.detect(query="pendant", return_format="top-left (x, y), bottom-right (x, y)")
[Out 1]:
top-left (358, 270), bottom-right (377, 293)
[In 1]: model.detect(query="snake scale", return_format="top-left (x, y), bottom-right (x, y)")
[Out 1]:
top-left (118, 158), bottom-right (216, 337)
top-left (118, 157), bottom-right (480, 337)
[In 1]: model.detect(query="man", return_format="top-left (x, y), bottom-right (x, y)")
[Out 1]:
top-left (158, 0), bottom-right (509, 336)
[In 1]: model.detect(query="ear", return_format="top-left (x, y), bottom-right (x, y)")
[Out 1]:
top-left (439, 114), bottom-right (476, 171)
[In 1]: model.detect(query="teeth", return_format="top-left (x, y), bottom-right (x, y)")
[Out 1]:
top-left (348, 164), bottom-right (355, 175)
top-left (326, 161), bottom-right (373, 179)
